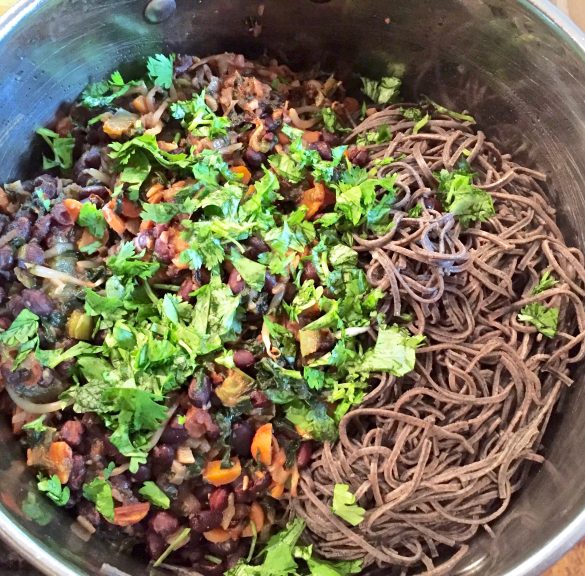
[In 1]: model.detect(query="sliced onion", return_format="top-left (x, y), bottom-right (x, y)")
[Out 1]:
top-left (109, 463), bottom-right (130, 477)
top-left (334, 326), bottom-right (371, 338)
top-left (26, 264), bottom-right (98, 287)
top-left (71, 520), bottom-right (93, 543)
top-left (85, 168), bottom-right (111, 185)
top-left (142, 402), bottom-right (179, 453)
top-left (99, 563), bottom-right (132, 576)
top-left (261, 319), bottom-right (280, 360)
top-left (5, 385), bottom-right (68, 414)
top-left (44, 243), bottom-right (74, 259)
top-left (289, 107), bottom-right (318, 130)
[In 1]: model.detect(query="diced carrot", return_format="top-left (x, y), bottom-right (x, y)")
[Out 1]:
top-left (171, 256), bottom-right (189, 270)
top-left (242, 502), bottom-right (265, 537)
top-left (158, 140), bottom-right (178, 152)
top-left (146, 183), bottom-right (165, 203)
top-left (203, 528), bottom-right (234, 543)
top-left (232, 165), bottom-right (252, 185)
top-left (163, 180), bottom-right (186, 202)
top-left (203, 458), bottom-right (242, 486)
top-left (102, 203), bottom-right (126, 235)
top-left (125, 218), bottom-right (141, 235)
top-left (77, 229), bottom-right (98, 250)
top-left (47, 441), bottom-right (73, 484)
top-left (278, 132), bottom-right (290, 146)
top-left (112, 502), bottom-right (150, 526)
top-left (300, 182), bottom-right (335, 220)
top-left (302, 131), bottom-right (321, 144)
top-left (120, 198), bottom-right (141, 218)
top-left (270, 483), bottom-right (285, 499)
top-left (132, 95), bottom-right (150, 115)
top-left (172, 231), bottom-right (189, 253)
top-left (250, 423), bottom-right (273, 466)
top-left (140, 220), bottom-right (155, 232)
top-left (290, 465), bottom-right (300, 497)
top-left (63, 198), bottom-right (82, 222)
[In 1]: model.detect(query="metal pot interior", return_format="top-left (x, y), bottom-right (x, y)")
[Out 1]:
top-left (0, 1), bottom-right (585, 574)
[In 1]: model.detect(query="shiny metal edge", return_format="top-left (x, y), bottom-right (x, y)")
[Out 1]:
top-left (0, 1), bottom-right (583, 575)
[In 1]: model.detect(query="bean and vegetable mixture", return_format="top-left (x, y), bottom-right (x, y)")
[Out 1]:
top-left (0, 52), bottom-right (584, 576)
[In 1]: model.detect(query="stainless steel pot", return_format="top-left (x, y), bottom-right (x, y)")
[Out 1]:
top-left (0, 1), bottom-right (584, 574)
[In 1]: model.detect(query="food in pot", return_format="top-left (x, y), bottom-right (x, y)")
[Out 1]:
top-left (1, 52), bottom-right (584, 575)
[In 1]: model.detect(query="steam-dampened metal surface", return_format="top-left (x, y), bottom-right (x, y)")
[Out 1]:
top-left (0, 1), bottom-right (584, 575)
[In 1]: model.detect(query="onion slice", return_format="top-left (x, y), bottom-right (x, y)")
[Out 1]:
top-left (5, 385), bottom-right (68, 414)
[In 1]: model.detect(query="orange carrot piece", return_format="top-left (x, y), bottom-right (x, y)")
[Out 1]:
top-left (112, 502), bottom-right (150, 526)
top-left (102, 203), bottom-right (126, 235)
top-left (203, 528), bottom-right (234, 543)
top-left (232, 165), bottom-right (252, 185)
top-left (162, 180), bottom-right (186, 202)
top-left (302, 130), bottom-right (321, 144)
top-left (77, 229), bottom-right (98, 250)
top-left (146, 183), bottom-right (165, 201)
top-left (203, 458), bottom-right (242, 486)
top-left (63, 198), bottom-right (82, 222)
top-left (242, 502), bottom-right (265, 537)
top-left (47, 441), bottom-right (73, 484)
top-left (251, 423), bottom-right (273, 466)
top-left (270, 483), bottom-right (285, 499)
top-left (131, 95), bottom-right (150, 115)
top-left (300, 182), bottom-right (335, 220)
top-left (140, 220), bottom-right (155, 232)
top-left (120, 198), bottom-right (141, 218)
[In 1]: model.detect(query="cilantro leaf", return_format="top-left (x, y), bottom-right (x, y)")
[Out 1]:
top-left (170, 91), bottom-right (231, 138)
top-left (23, 415), bottom-right (52, 434)
top-left (83, 477), bottom-right (114, 521)
top-left (37, 474), bottom-right (70, 507)
top-left (360, 75), bottom-right (402, 104)
top-left (436, 167), bottom-right (495, 227)
top-left (426, 97), bottom-right (475, 123)
top-left (80, 70), bottom-right (143, 108)
top-left (517, 303), bottom-right (559, 338)
top-left (22, 490), bottom-right (53, 526)
top-left (139, 481), bottom-right (170, 509)
top-left (78, 203), bottom-right (107, 238)
top-left (35, 341), bottom-right (100, 369)
top-left (361, 325), bottom-right (424, 376)
top-left (532, 271), bottom-right (558, 295)
top-left (413, 113), bottom-right (430, 134)
top-left (107, 242), bottom-right (160, 279)
top-left (304, 555), bottom-right (362, 576)
top-left (0, 309), bottom-right (39, 346)
top-left (285, 401), bottom-right (338, 441)
top-left (332, 484), bottom-right (365, 526)
top-left (36, 128), bottom-right (74, 171)
top-left (140, 201), bottom-right (182, 224)
top-left (147, 53), bottom-right (175, 89)
top-left (230, 249), bottom-right (267, 291)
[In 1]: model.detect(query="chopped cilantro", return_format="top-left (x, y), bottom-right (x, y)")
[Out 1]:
top-left (170, 91), bottom-right (231, 138)
top-left (517, 303), bottom-right (559, 338)
top-left (426, 97), bottom-right (475, 123)
top-left (360, 75), bottom-right (402, 104)
top-left (37, 474), bottom-right (70, 507)
top-left (0, 309), bottom-right (39, 346)
top-left (36, 128), bottom-right (74, 171)
top-left (147, 53), bottom-right (175, 89)
top-left (78, 203), bottom-right (107, 239)
top-left (83, 476), bottom-right (114, 521)
top-left (139, 481), bottom-right (170, 509)
top-left (532, 271), bottom-right (558, 295)
top-left (331, 484), bottom-right (365, 526)
top-left (80, 70), bottom-right (143, 108)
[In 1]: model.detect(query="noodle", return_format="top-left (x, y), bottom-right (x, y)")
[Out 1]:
top-left (293, 107), bottom-right (585, 574)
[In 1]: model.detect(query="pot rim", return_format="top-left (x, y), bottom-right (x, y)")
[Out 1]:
top-left (0, 1), bottom-right (584, 575)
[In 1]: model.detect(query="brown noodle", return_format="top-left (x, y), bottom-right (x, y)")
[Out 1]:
top-left (292, 105), bottom-right (585, 574)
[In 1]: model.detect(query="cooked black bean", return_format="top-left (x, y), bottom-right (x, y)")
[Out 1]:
top-left (189, 509), bottom-right (222, 532)
top-left (228, 268), bottom-right (245, 294)
top-left (0, 214), bottom-right (9, 236)
top-left (423, 196), bottom-right (443, 212)
top-left (230, 421), bottom-right (254, 458)
top-left (0, 288), bottom-right (5, 305)
top-left (73, 148), bottom-right (102, 186)
top-left (264, 272), bottom-right (277, 292)
top-left (301, 261), bottom-right (319, 283)
top-left (146, 531), bottom-right (166, 560)
top-left (150, 444), bottom-right (175, 476)
top-left (6, 216), bottom-right (32, 242)
top-left (296, 441), bottom-right (313, 469)
top-left (68, 454), bottom-right (86, 491)
top-left (31, 214), bottom-right (52, 242)
top-left (245, 236), bottom-right (270, 259)
top-left (131, 463), bottom-right (152, 484)
top-left (50, 203), bottom-right (74, 227)
top-left (59, 420), bottom-right (85, 447)
top-left (188, 373), bottom-right (212, 408)
top-left (22, 289), bottom-right (54, 316)
top-left (233, 349), bottom-right (255, 370)
top-left (78, 501), bottom-right (101, 528)
top-left (0, 247), bottom-right (14, 270)
top-left (150, 511), bottom-right (180, 539)
top-left (33, 174), bottom-right (59, 199)
top-left (207, 539), bottom-right (241, 558)
top-left (208, 487), bottom-right (229, 512)
top-left (347, 146), bottom-right (370, 167)
top-left (243, 148), bottom-right (267, 168)
top-left (17, 242), bottom-right (45, 266)
top-left (79, 184), bottom-right (109, 200)
top-left (309, 140), bottom-right (332, 161)
top-left (160, 415), bottom-right (189, 445)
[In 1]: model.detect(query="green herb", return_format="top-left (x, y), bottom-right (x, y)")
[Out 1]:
top-left (139, 481), bottom-right (170, 509)
top-left (36, 128), bottom-right (74, 171)
top-left (436, 166), bottom-right (495, 227)
top-left (147, 53), bottom-right (175, 89)
top-left (413, 113), bottom-right (430, 134)
top-left (82, 476), bottom-right (115, 521)
top-left (285, 401), bottom-right (337, 441)
top-left (80, 70), bottom-right (143, 108)
top-left (170, 91), bottom-right (231, 138)
top-left (532, 271), bottom-right (558, 295)
top-left (401, 107), bottom-right (423, 121)
top-left (107, 242), bottom-right (160, 279)
top-left (78, 203), bottom-right (107, 238)
top-left (356, 124), bottom-right (391, 146)
top-left (230, 249), bottom-right (267, 291)
top-left (321, 107), bottom-right (349, 134)
top-left (22, 490), bottom-right (53, 526)
top-left (22, 415), bottom-right (52, 434)
top-left (37, 474), bottom-right (70, 506)
top-left (426, 97), bottom-right (475, 123)
top-left (0, 309), bottom-right (39, 346)
top-left (360, 75), bottom-right (402, 104)
top-left (408, 204), bottom-right (423, 217)
top-left (36, 341), bottom-right (100, 369)
top-left (153, 527), bottom-right (191, 568)
top-left (331, 484), bottom-right (365, 526)
top-left (517, 303), bottom-right (559, 338)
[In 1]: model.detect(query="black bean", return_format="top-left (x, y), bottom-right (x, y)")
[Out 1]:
top-left (160, 415), bottom-right (189, 445)
top-left (264, 272), bottom-right (277, 292)
top-left (33, 175), bottom-right (59, 199)
top-left (73, 148), bottom-right (102, 186)
top-left (0, 215), bottom-right (9, 236)
top-left (233, 350), bottom-right (255, 370)
top-left (22, 289), bottom-right (54, 316)
top-left (208, 487), bottom-right (229, 512)
top-left (250, 390), bottom-right (269, 408)
top-left (154, 235), bottom-right (174, 264)
top-left (207, 539), bottom-right (241, 558)
top-left (296, 441), bottom-right (313, 469)
top-left (189, 509), bottom-right (223, 532)
top-left (322, 130), bottom-right (340, 146)
top-left (150, 444), bottom-right (175, 477)
top-left (68, 454), bottom-right (86, 491)
top-left (59, 420), bottom-right (84, 447)
top-left (150, 511), bottom-right (179, 539)
top-left (228, 268), bottom-right (245, 294)
top-left (6, 217), bottom-right (32, 243)
top-left (31, 215), bottom-right (52, 242)
top-left (50, 203), bottom-right (74, 227)
top-left (283, 282), bottom-right (296, 304)
top-left (243, 148), bottom-right (267, 168)
top-left (131, 463), bottom-right (152, 484)
top-left (233, 503), bottom-right (250, 521)
top-left (193, 484), bottom-right (214, 503)
top-left (188, 373), bottom-right (212, 408)
top-left (79, 184), bottom-right (109, 200)
top-left (17, 242), bottom-right (45, 266)
top-left (230, 421), bottom-right (254, 458)
top-left (78, 501), bottom-right (101, 528)
top-left (309, 140), bottom-right (332, 161)
top-left (245, 236), bottom-right (270, 260)
top-left (146, 531), bottom-right (166, 560)
top-left (0, 247), bottom-right (14, 270)
top-left (301, 261), bottom-right (319, 283)
top-left (347, 146), bottom-right (370, 167)
top-left (6, 295), bottom-right (25, 319)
